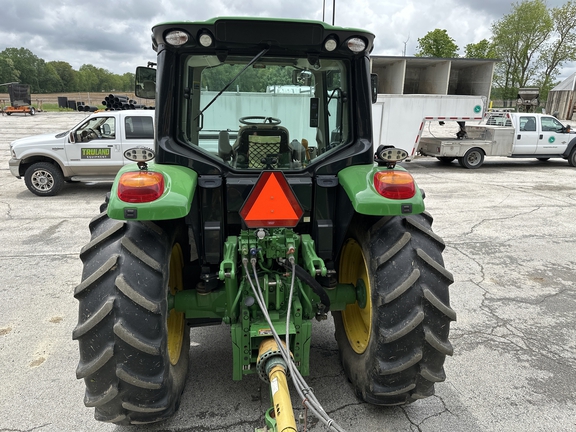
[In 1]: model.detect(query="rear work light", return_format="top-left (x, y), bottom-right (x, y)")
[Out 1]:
top-left (373, 171), bottom-right (416, 200)
top-left (240, 171), bottom-right (303, 228)
top-left (165, 30), bottom-right (189, 46)
top-left (347, 37), bottom-right (366, 53)
top-left (117, 171), bottom-right (165, 203)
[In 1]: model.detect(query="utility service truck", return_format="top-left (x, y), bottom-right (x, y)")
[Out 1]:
top-left (73, 17), bottom-right (455, 431)
top-left (418, 112), bottom-right (576, 168)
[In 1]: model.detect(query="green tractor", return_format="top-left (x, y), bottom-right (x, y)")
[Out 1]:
top-left (73, 17), bottom-right (455, 430)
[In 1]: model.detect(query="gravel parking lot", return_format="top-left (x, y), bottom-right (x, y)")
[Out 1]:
top-left (1, 112), bottom-right (575, 431)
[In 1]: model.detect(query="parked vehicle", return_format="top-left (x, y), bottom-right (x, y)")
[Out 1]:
top-left (417, 112), bottom-right (576, 168)
top-left (72, 17), bottom-right (455, 428)
top-left (9, 110), bottom-right (154, 195)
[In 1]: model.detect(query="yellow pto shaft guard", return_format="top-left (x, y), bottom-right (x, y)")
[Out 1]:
top-left (257, 338), bottom-right (297, 432)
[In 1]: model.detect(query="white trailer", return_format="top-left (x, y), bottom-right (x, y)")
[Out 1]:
top-left (371, 94), bottom-right (487, 156)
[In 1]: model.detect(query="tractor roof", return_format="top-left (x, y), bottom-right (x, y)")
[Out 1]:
top-left (150, 16), bottom-right (375, 55)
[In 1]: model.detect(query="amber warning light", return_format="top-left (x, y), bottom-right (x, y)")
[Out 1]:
top-left (240, 171), bottom-right (303, 228)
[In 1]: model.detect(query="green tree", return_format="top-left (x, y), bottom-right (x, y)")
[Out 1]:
top-left (77, 64), bottom-right (100, 91)
top-left (49, 61), bottom-right (78, 91)
top-left (535, 0), bottom-right (576, 101)
top-left (0, 54), bottom-right (19, 84)
top-left (491, 0), bottom-right (553, 102)
top-left (120, 73), bottom-right (135, 92)
top-left (1, 47), bottom-right (42, 91)
top-left (464, 39), bottom-right (497, 59)
top-left (38, 62), bottom-right (64, 93)
top-left (414, 29), bottom-right (459, 58)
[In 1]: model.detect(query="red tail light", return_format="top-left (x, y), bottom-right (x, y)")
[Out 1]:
top-left (373, 171), bottom-right (416, 199)
top-left (117, 171), bottom-right (165, 203)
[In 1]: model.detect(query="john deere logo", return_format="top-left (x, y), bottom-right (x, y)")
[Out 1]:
top-left (81, 148), bottom-right (111, 159)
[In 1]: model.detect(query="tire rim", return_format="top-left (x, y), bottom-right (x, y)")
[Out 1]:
top-left (340, 238), bottom-right (372, 354)
top-left (468, 152), bottom-right (480, 165)
top-left (167, 243), bottom-right (185, 365)
top-left (31, 170), bottom-right (54, 191)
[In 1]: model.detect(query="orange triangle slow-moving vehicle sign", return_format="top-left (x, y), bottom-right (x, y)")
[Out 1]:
top-left (240, 171), bottom-right (303, 228)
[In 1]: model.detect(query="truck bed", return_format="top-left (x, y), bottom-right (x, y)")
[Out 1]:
top-left (418, 125), bottom-right (515, 157)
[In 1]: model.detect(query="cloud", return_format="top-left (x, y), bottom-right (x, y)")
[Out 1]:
top-left (0, 0), bottom-right (573, 81)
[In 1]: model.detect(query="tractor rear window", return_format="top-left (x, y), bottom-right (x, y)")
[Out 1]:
top-left (177, 55), bottom-right (349, 170)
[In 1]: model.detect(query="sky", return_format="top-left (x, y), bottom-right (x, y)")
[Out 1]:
top-left (1, 0), bottom-right (574, 83)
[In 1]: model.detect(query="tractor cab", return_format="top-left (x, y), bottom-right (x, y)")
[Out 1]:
top-left (134, 18), bottom-right (375, 175)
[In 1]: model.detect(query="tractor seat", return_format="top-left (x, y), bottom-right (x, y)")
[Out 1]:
top-left (233, 125), bottom-right (290, 169)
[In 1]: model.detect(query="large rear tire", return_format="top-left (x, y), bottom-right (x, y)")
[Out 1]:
top-left (73, 212), bottom-right (190, 424)
top-left (333, 213), bottom-right (455, 405)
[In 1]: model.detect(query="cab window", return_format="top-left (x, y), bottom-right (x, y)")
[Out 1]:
top-left (519, 116), bottom-right (536, 132)
top-left (75, 117), bottom-right (116, 142)
top-left (177, 55), bottom-right (349, 171)
top-left (540, 116), bottom-right (564, 132)
top-left (125, 116), bottom-right (154, 139)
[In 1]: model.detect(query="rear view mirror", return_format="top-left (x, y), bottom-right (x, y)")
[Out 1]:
top-left (135, 66), bottom-right (156, 99)
top-left (292, 70), bottom-right (312, 86)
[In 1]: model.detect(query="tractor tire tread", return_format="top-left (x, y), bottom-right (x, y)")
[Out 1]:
top-left (74, 214), bottom-right (189, 425)
top-left (334, 213), bottom-right (455, 406)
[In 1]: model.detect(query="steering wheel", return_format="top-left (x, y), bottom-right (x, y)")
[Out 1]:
top-left (239, 116), bottom-right (281, 125)
top-left (86, 128), bottom-right (100, 139)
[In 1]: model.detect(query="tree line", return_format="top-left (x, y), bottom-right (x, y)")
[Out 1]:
top-left (415, 0), bottom-right (576, 103)
top-left (0, 47), bottom-right (134, 93)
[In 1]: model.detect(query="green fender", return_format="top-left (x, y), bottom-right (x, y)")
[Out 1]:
top-left (337, 164), bottom-right (425, 216)
top-left (107, 163), bottom-right (198, 221)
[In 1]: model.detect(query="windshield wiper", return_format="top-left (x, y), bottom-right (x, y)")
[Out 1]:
top-left (194, 47), bottom-right (270, 125)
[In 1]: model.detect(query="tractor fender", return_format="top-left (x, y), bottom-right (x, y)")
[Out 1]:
top-left (107, 163), bottom-right (198, 221)
top-left (337, 164), bottom-right (425, 216)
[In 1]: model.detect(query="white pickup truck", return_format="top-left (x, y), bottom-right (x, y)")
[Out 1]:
top-left (417, 112), bottom-right (576, 168)
top-left (9, 110), bottom-right (154, 195)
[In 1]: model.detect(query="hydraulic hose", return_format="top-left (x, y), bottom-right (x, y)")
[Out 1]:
top-left (283, 262), bottom-right (331, 313)
top-left (244, 259), bottom-right (346, 432)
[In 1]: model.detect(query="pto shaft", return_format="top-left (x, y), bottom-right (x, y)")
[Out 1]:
top-left (268, 364), bottom-right (297, 432)
top-left (257, 339), bottom-right (297, 432)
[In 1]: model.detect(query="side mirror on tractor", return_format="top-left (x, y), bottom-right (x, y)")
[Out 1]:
top-left (135, 66), bottom-right (157, 99)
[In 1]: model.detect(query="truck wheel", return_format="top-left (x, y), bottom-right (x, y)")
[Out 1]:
top-left (568, 148), bottom-right (576, 167)
top-left (73, 213), bottom-right (190, 424)
top-left (333, 213), bottom-right (455, 405)
top-left (24, 162), bottom-right (64, 196)
top-left (458, 148), bottom-right (484, 169)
